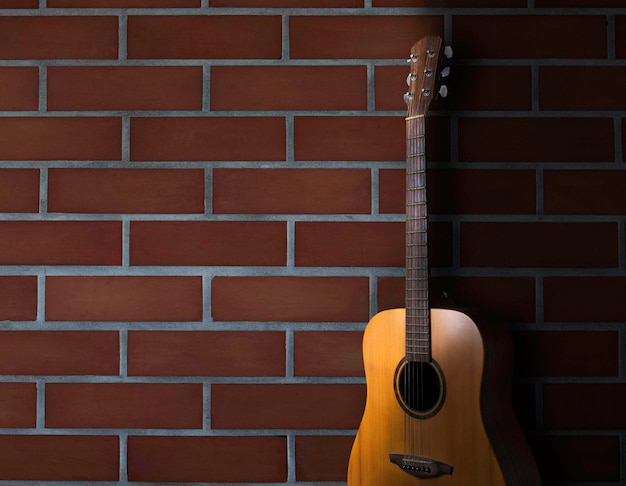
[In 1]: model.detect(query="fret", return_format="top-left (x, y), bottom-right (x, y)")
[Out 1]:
top-left (406, 345), bottom-right (431, 351)
top-left (405, 341), bottom-right (430, 346)
top-left (405, 101), bottom-right (431, 361)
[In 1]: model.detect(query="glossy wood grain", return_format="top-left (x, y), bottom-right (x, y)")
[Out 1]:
top-left (348, 308), bottom-right (540, 485)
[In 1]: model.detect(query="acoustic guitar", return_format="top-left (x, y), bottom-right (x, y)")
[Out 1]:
top-left (347, 35), bottom-right (541, 485)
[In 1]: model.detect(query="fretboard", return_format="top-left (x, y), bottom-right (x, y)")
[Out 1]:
top-left (405, 114), bottom-right (430, 362)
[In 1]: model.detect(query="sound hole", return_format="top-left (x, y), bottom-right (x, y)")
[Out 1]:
top-left (394, 359), bottom-right (445, 419)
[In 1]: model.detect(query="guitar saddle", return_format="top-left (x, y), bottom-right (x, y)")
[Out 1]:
top-left (389, 453), bottom-right (454, 479)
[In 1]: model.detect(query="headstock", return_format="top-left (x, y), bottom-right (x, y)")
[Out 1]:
top-left (404, 35), bottom-right (452, 118)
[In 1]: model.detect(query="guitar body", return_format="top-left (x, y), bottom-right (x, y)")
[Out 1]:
top-left (348, 308), bottom-right (540, 486)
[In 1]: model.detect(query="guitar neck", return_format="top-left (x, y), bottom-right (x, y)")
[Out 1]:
top-left (405, 114), bottom-right (431, 362)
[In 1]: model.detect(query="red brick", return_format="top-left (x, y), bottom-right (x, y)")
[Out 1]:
top-left (48, 168), bottom-right (204, 214)
top-left (0, 331), bottom-right (118, 375)
top-left (294, 221), bottom-right (449, 268)
top-left (379, 168), bottom-right (536, 215)
top-left (0, 383), bottom-right (36, 428)
top-left (376, 0), bottom-right (522, 4)
top-left (212, 276), bottom-right (369, 322)
top-left (46, 383), bottom-right (203, 429)
top-left (322, 221), bottom-right (449, 269)
top-left (0, 0), bottom-right (37, 6)
top-left (46, 276), bottom-right (203, 322)
top-left (295, 116), bottom-right (403, 161)
top-left (0, 169), bottom-right (39, 212)
top-left (445, 66), bottom-right (531, 111)
top-left (538, 0), bottom-right (625, 5)
top-left (459, 117), bottom-right (614, 162)
top-left (50, 0), bottom-right (198, 5)
top-left (423, 117), bottom-right (451, 162)
top-left (212, 384), bottom-right (365, 429)
top-left (540, 66), bottom-right (626, 110)
top-left (131, 117), bottom-right (285, 162)
top-left (294, 331), bottom-right (364, 377)
top-left (453, 16), bottom-right (607, 59)
top-left (213, 0), bottom-right (360, 4)
top-left (128, 436), bottom-right (286, 482)
top-left (544, 277), bottom-right (626, 322)
top-left (48, 66), bottom-right (203, 111)
top-left (0, 435), bottom-right (119, 481)
top-left (545, 170), bottom-right (626, 215)
top-left (431, 223), bottom-right (454, 268)
top-left (128, 15), bottom-right (281, 59)
top-left (529, 435), bottom-right (620, 482)
top-left (376, 65), bottom-right (531, 112)
top-left (0, 276), bottom-right (37, 321)
top-left (513, 331), bottom-right (618, 377)
top-left (378, 276), bottom-right (536, 323)
top-left (0, 67), bottom-right (38, 110)
top-left (0, 117), bottom-right (121, 161)
top-left (461, 222), bottom-right (617, 268)
top-left (213, 168), bottom-right (371, 214)
top-left (543, 383), bottom-right (626, 429)
top-left (296, 435), bottom-right (354, 481)
top-left (290, 16), bottom-right (443, 59)
top-left (0, 16), bottom-right (117, 59)
top-left (211, 66), bottom-right (367, 111)
top-left (130, 221), bottom-right (286, 266)
top-left (295, 116), bottom-right (449, 162)
top-left (296, 222), bottom-right (403, 267)
top-left (0, 221), bottom-right (121, 265)
top-left (128, 331), bottom-right (285, 376)
top-left (512, 384), bottom-right (536, 430)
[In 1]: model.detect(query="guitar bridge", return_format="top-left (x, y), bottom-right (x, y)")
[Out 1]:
top-left (389, 453), bottom-right (453, 479)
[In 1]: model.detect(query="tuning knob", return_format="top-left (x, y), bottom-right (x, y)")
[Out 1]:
top-left (438, 85), bottom-right (448, 98)
top-left (440, 66), bottom-right (450, 78)
top-left (404, 92), bottom-right (410, 104)
top-left (444, 46), bottom-right (453, 59)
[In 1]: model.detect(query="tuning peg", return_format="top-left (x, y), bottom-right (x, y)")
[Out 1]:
top-left (440, 66), bottom-right (450, 78)
top-left (438, 85), bottom-right (448, 98)
top-left (444, 46), bottom-right (453, 59)
top-left (403, 92), bottom-right (410, 104)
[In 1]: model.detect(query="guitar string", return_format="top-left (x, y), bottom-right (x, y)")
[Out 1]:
top-left (407, 115), bottom-right (427, 461)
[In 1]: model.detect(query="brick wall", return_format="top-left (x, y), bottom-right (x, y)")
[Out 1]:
top-left (0, 0), bottom-right (624, 484)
